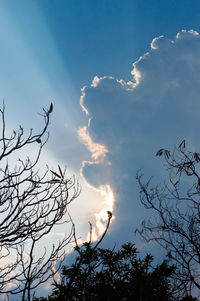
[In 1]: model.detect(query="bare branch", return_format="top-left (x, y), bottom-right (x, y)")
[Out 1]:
top-left (136, 142), bottom-right (200, 295)
top-left (0, 103), bottom-right (80, 300)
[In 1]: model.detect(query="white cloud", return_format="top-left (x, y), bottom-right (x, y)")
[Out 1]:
top-left (150, 35), bottom-right (168, 50)
top-left (79, 30), bottom-right (200, 243)
top-left (176, 29), bottom-right (199, 40)
top-left (78, 126), bottom-right (108, 160)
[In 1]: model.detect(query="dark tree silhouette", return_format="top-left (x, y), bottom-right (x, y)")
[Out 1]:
top-left (0, 103), bottom-right (80, 300)
top-left (40, 241), bottom-right (177, 301)
top-left (34, 212), bottom-right (182, 301)
top-left (34, 209), bottom-right (113, 301)
top-left (136, 141), bottom-right (200, 297)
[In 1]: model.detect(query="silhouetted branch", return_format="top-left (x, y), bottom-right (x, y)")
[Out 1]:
top-left (52, 211), bottom-right (112, 301)
top-left (0, 104), bottom-right (80, 300)
top-left (136, 141), bottom-right (200, 296)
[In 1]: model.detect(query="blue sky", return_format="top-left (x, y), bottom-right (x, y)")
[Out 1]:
top-left (1, 0), bottom-right (200, 297)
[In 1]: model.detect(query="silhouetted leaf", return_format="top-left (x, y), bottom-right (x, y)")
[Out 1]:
top-left (48, 103), bottom-right (53, 114)
top-left (165, 150), bottom-right (170, 158)
top-left (58, 165), bottom-right (63, 178)
top-left (156, 149), bottom-right (164, 156)
top-left (51, 170), bottom-right (61, 178)
top-left (178, 140), bottom-right (185, 149)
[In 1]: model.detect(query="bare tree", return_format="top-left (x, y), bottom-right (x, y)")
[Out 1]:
top-left (0, 103), bottom-right (80, 300)
top-left (136, 141), bottom-right (200, 297)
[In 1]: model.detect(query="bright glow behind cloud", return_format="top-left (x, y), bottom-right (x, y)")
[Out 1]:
top-left (78, 125), bottom-right (115, 238)
top-left (79, 29), bottom-right (200, 243)
top-left (94, 185), bottom-right (115, 236)
top-left (78, 126), bottom-right (108, 160)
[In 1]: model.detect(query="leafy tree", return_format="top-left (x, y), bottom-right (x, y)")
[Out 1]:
top-left (42, 241), bottom-right (177, 301)
top-left (136, 141), bottom-right (200, 297)
top-left (0, 103), bottom-right (80, 300)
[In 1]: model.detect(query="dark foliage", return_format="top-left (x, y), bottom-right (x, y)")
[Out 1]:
top-left (38, 242), bottom-right (178, 301)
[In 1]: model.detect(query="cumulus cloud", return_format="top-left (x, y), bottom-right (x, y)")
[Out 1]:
top-left (79, 30), bottom-right (200, 243)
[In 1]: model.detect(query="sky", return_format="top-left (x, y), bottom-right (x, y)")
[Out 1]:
top-left (1, 0), bottom-right (200, 297)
